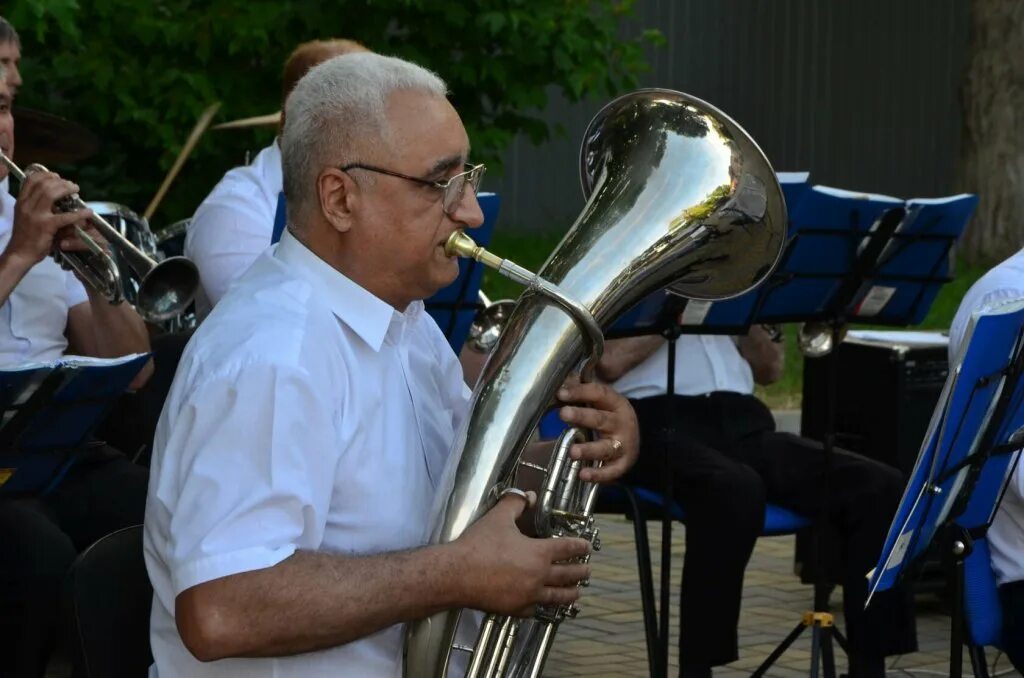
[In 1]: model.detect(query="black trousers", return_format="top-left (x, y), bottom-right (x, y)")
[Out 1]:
top-left (623, 392), bottom-right (917, 676)
top-left (999, 579), bottom-right (1024, 672)
top-left (0, 446), bottom-right (148, 678)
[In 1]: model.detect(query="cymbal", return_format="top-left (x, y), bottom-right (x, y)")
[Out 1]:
top-left (212, 111), bottom-right (280, 130)
top-left (12, 107), bottom-right (101, 166)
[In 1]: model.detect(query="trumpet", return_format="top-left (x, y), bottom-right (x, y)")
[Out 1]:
top-left (467, 291), bottom-right (516, 353)
top-left (0, 151), bottom-right (199, 322)
top-left (797, 321), bottom-right (847, 358)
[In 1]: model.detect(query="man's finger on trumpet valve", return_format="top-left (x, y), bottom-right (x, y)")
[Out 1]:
top-left (8, 168), bottom-right (91, 269)
top-left (451, 489), bottom-right (591, 618)
top-left (56, 218), bottom-right (108, 255)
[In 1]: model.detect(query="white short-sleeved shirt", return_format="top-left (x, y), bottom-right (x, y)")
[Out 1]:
top-left (185, 141), bottom-right (283, 319)
top-left (611, 334), bottom-right (754, 399)
top-left (144, 229), bottom-right (471, 677)
top-left (948, 248), bottom-right (1024, 586)
top-left (0, 188), bottom-right (89, 365)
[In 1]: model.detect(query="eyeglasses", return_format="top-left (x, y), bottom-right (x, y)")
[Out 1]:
top-left (338, 162), bottom-right (486, 215)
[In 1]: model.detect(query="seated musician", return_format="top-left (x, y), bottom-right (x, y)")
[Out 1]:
top-left (185, 38), bottom-right (369, 319)
top-left (598, 326), bottom-right (917, 678)
top-left (0, 59), bottom-right (153, 676)
top-left (0, 16), bottom-right (18, 198)
top-left (144, 53), bottom-right (640, 676)
top-left (949, 247), bottom-right (1024, 672)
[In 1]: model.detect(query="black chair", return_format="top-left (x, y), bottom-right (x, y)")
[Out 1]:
top-left (63, 524), bottom-right (153, 677)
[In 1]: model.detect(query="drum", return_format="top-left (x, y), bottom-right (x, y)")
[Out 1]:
top-left (155, 219), bottom-right (189, 260)
top-left (84, 201), bottom-right (160, 307)
top-left (154, 219), bottom-right (197, 333)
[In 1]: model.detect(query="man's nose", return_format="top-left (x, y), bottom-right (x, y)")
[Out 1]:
top-left (452, 189), bottom-right (485, 230)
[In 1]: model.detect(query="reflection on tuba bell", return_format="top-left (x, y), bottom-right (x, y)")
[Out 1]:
top-left (405, 88), bottom-right (787, 677)
top-left (0, 151), bottom-right (199, 322)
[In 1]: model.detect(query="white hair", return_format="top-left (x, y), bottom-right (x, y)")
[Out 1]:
top-left (281, 52), bottom-right (448, 226)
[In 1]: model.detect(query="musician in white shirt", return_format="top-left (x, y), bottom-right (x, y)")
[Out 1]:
top-left (948, 247), bottom-right (1024, 673)
top-left (145, 53), bottom-right (640, 677)
top-left (185, 38), bottom-right (368, 319)
top-left (0, 59), bottom-right (152, 678)
top-left (600, 328), bottom-right (915, 678)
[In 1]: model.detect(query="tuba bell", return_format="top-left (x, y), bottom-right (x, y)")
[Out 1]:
top-left (405, 89), bottom-right (787, 677)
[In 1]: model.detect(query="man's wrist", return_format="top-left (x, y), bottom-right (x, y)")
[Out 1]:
top-left (0, 248), bottom-right (35, 277)
top-left (433, 542), bottom-right (473, 610)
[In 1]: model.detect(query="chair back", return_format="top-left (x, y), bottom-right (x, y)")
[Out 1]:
top-left (64, 524), bottom-right (153, 677)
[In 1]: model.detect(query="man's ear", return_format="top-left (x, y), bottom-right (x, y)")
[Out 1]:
top-left (317, 168), bottom-right (356, 234)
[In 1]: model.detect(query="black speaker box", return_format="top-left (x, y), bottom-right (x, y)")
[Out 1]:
top-left (796, 332), bottom-right (949, 587)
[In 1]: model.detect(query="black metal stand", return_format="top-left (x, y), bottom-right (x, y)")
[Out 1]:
top-left (947, 528), bottom-right (994, 678)
top-left (652, 324), bottom-right (683, 678)
top-left (753, 320), bottom-right (848, 678)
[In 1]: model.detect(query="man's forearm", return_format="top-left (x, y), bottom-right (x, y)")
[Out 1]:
top-left (738, 328), bottom-right (784, 385)
top-left (0, 250), bottom-right (31, 308)
top-left (177, 545), bottom-right (465, 661)
top-left (597, 336), bottom-right (664, 382)
top-left (85, 291), bottom-right (151, 357)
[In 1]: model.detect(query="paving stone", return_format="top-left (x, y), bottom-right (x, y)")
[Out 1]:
top-left (544, 516), bottom-right (1022, 677)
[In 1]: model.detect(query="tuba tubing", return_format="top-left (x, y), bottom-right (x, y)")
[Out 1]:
top-left (405, 88), bottom-right (788, 677)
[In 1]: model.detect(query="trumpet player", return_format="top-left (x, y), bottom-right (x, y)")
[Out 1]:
top-left (144, 53), bottom-right (640, 677)
top-left (0, 61), bottom-right (152, 678)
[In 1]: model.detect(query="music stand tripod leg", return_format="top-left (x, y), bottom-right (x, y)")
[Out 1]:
top-left (656, 326), bottom-right (681, 678)
top-left (755, 321), bottom-right (847, 677)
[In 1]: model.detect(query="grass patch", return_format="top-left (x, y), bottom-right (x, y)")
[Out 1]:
top-left (478, 231), bottom-right (990, 409)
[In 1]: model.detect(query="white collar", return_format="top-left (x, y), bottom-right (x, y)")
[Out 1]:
top-left (274, 228), bottom-right (410, 352)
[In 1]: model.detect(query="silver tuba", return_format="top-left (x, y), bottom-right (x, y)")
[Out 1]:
top-left (405, 89), bottom-right (787, 677)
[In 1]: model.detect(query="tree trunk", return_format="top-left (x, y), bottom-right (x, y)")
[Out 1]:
top-left (957, 0), bottom-right (1024, 265)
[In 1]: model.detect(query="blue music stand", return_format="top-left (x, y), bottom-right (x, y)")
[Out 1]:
top-left (0, 354), bottom-right (151, 496)
top-left (606, 181), bottom-right (976, 677)
top-left (867, 300), bottom-right (1024, 678)
top-left (662, 187), bottom-right (976, 334)
top-left (424, 193), bottom-right (501, 353)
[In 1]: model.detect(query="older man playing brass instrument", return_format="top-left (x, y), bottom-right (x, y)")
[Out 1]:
top-left (144, 53), bottom-right (640, 676)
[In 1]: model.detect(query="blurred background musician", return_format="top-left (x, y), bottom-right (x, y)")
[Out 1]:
top-left (598, 326), bottom-right (916, 678)
top-left (948, 247), bottom-right (1024, 673)
top-left (0, 21), bottom-right (152, 676)
top-left (185, 38), bottom-right (369, 320)
top-left (0, 16), bottom-right (19, 198)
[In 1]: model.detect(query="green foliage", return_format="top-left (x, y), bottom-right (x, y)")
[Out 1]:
top-left (6, 0), bottom-right (658, 229)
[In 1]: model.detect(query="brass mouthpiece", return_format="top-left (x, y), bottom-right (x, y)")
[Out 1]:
top-left (445, 230), bottom-right (503, 270)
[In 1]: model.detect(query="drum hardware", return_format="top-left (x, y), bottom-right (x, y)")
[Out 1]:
top-left (143, 102), bottom-right (221, 222)
top-left (212, 111), bottom-right (281, 130)
top-left (11, 107), bottom-right (100, 166)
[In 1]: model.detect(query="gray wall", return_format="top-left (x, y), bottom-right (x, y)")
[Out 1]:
top-left (490, 0), bottom-right (970, 231)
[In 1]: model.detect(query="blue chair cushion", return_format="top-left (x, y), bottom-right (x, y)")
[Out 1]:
top-left (964, 537), bottom-right (1003, 648)
top-left (542, 411), bottom-right (813, 536)
top-left (628, 486), bottom-right (811, 536)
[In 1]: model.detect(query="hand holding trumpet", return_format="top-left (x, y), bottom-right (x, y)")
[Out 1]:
top-left (6, 168), bottom-right (95, 272)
